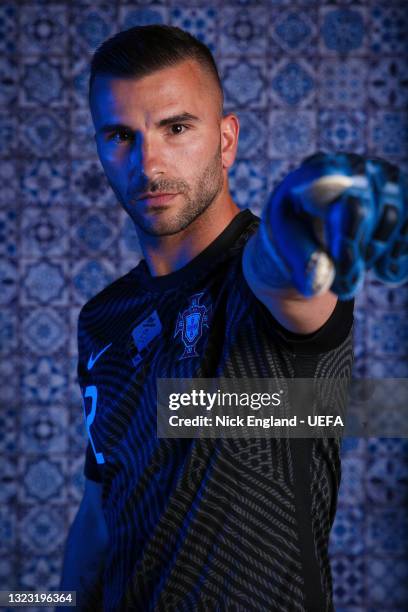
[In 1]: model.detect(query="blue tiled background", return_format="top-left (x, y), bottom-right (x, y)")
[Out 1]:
top-left (0, 1), bottom-right (407, 609)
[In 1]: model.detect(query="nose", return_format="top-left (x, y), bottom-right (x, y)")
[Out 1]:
top-left (130, 130), bottom-right (163, 180)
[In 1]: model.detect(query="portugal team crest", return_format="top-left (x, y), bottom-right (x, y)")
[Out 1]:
top-left (174, 293), bottom-right (211, 359)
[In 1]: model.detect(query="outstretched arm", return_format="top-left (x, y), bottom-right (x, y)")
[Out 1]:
top-left (243, 153), bottom-right (407, 333)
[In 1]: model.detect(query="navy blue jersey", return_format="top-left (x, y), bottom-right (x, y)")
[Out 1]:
top-left (78, 209), bottom-right (354, 611)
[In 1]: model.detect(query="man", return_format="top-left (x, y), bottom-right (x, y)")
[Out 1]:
top-left (60, 25), bottom-right (407, 611)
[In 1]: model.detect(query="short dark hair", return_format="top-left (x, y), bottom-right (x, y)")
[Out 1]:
top-left (89, 24), bottom-right (224, 116)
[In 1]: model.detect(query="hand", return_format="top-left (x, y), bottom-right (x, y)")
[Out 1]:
top-left (252, 152), bottom-right (408, 299)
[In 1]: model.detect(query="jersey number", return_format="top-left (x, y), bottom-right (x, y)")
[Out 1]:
top-left (82, 385), bottom-right (105, 464)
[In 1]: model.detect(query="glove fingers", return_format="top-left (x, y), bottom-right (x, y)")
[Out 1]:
top-left (329, 237), bottom-right (366, 299)
top-left (291, 175), bottom-right (375, 299)
top-left (268, 152), bottom-right (408, 297)
top-left (270, 195), bottom-right (335, 297)
top-left (323, 190), bottom-right (375, 299)
top-left (293, 156), bottom-right (390, 298)
top-left (374, 220), bottom-right (408, 284)
top-left (269, 159), bottom-right (362, 297)
top-left (371, 168), bottom-right (408, 284)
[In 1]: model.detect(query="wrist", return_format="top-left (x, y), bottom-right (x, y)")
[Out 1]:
top-left (243, 227), bottom-right (293, 291)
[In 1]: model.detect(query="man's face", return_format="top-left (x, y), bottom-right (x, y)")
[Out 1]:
top-left (90, 60), bottom-right (230, 237)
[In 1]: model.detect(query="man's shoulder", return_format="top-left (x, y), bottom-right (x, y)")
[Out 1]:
top-left (233, 210), bottom-right (259, 247)
top-left (79, 261), bottom-right (144, 321)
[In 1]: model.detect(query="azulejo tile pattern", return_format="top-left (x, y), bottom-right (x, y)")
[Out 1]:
top-left (221, 56), bottom-right (268, 109)
top-left (0, 208), bottom-right (17, 258)
top-left (71, 3), bottom-right (117, 59)
top-left (19, 56), bottom-right (69, 108)
top-left (369, 111), bottom-right (408, 158)
top-left (70, 108), bottom-right (98, 158)
top-left (0, 407), bottom-right (18, 455)
top-left (119, 4), bottom-right (169, 31)
top-left (118, 210), bottom-right (143, 261)
top-left (366, 557), bottom-right (408, 606)
top-left (20, 405), bottom-right (68, 457)
top-left (19, 505), bottom-right (66, 555)
top-left (370, 3), bottom-right (408, 56)
top-left (20, 110), bottom-right (68, 159)
top-left (21, 208), bottom-right (69, 257)
top-left (21, 356), bottom-right (69, 406)
top-left (21, 308), bottom-right (69, 356)
top-left (170, 7), bottom-right (218, 53)
top-left (70, 159), bottom-right (117, 207)
top-left (366, 509), bottom-right (408, 556)
top-left (319, 6), bottom-right (367, 56)
top-left (368, 57), bottom-right (408, 110)
top-left (270, 7), bottom-right (317, 55)
top-left (365, 455), bottom-right (408, 506)
top-left (20, 160), bottom-right (70, 208)
top-left (19, 4), bottom-right (68, 55)
top-left (220, 6), bottom-right (268, 56)
top-left (1, 1), bottom-right (407, 608)
top-left (317, 59), bottom-right (368, 109)
top-left (318, 110), bottom-right (366, 154)
top-left (0, 358), bottom-right (21, 412)
top-left (0, 55), bottom-right (18, 107)
top-left (268, 110), bottom-right (316, 159)
top-left (18, 553), bottom-right (62, 592)
top-left (69, 56), bottom-right (92, 108)
top-left (72, 209), bottom-right (119, 256)
top-left (19, 456), bottom-right (67, 504)
top-left (0, 110), bottom-right (18, 157)
top-left (0, 160), bottom-right (18, 208)
top-left (269, 58), bottom-right (316, 108)
top-left (0, 505), bottom-right (17, 554)
top-left (0, 455), bottom-right (18, 505)
top-left (0, 260), bottom-right (18, 305)
top-left (71, 258), bottom-right (117, 303)
top-left (0, 3), bottom-right (17, 55)
top-left (228, 159), bottom-right (268, 215)
top-left (235, 110), bottom-right (268, 159)
top-left (331, 555), bottom-right (365, 607)
top-left (21, 260), bottom-right (69, 306)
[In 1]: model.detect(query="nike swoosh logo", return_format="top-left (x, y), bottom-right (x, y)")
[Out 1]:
top-left (87, 342), bottom-right (112, 370)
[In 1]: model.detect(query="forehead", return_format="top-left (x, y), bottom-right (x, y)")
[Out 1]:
top-left (90, 59), bottom-right (213, 125)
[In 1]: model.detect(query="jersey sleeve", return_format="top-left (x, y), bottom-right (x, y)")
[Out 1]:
top-left (84, 441), bottom-right (103, 483)
top-left (268, 297), bottom-right (354, 354)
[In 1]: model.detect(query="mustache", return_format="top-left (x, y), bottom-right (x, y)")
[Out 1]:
top-left (127, 179), bottom-right (189, 200)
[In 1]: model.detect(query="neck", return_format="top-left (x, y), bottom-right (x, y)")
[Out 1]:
top-left (138, 194), bottom-right (240, 277)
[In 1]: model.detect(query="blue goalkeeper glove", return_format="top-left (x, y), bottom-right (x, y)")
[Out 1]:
top-left (244, 152), bottom-right (408, 299)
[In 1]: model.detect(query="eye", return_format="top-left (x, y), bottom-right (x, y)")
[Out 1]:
top-left (109, 130), bottom-right (133, 143)
top-left (169, 124), bottom-right (188, 135)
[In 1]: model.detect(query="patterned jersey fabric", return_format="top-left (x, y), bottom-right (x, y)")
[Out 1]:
top-left (78, 209), bottom-right (354, 611)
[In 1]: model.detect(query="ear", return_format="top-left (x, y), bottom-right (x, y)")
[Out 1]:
top-left (221, 113), bottom-right (240, 169)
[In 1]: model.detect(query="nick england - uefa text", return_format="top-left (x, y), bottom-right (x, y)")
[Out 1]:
top-left (166, 389), bottom-right (344, 429)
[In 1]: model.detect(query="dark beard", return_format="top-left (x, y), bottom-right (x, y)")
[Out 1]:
top-left (126, 143), bottom-right (223, 237)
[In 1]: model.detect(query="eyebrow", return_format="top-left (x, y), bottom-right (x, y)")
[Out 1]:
top-left (98, 112), bottom-right (201, 134)
top-left (157, 112), bottom-right (201, 127)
